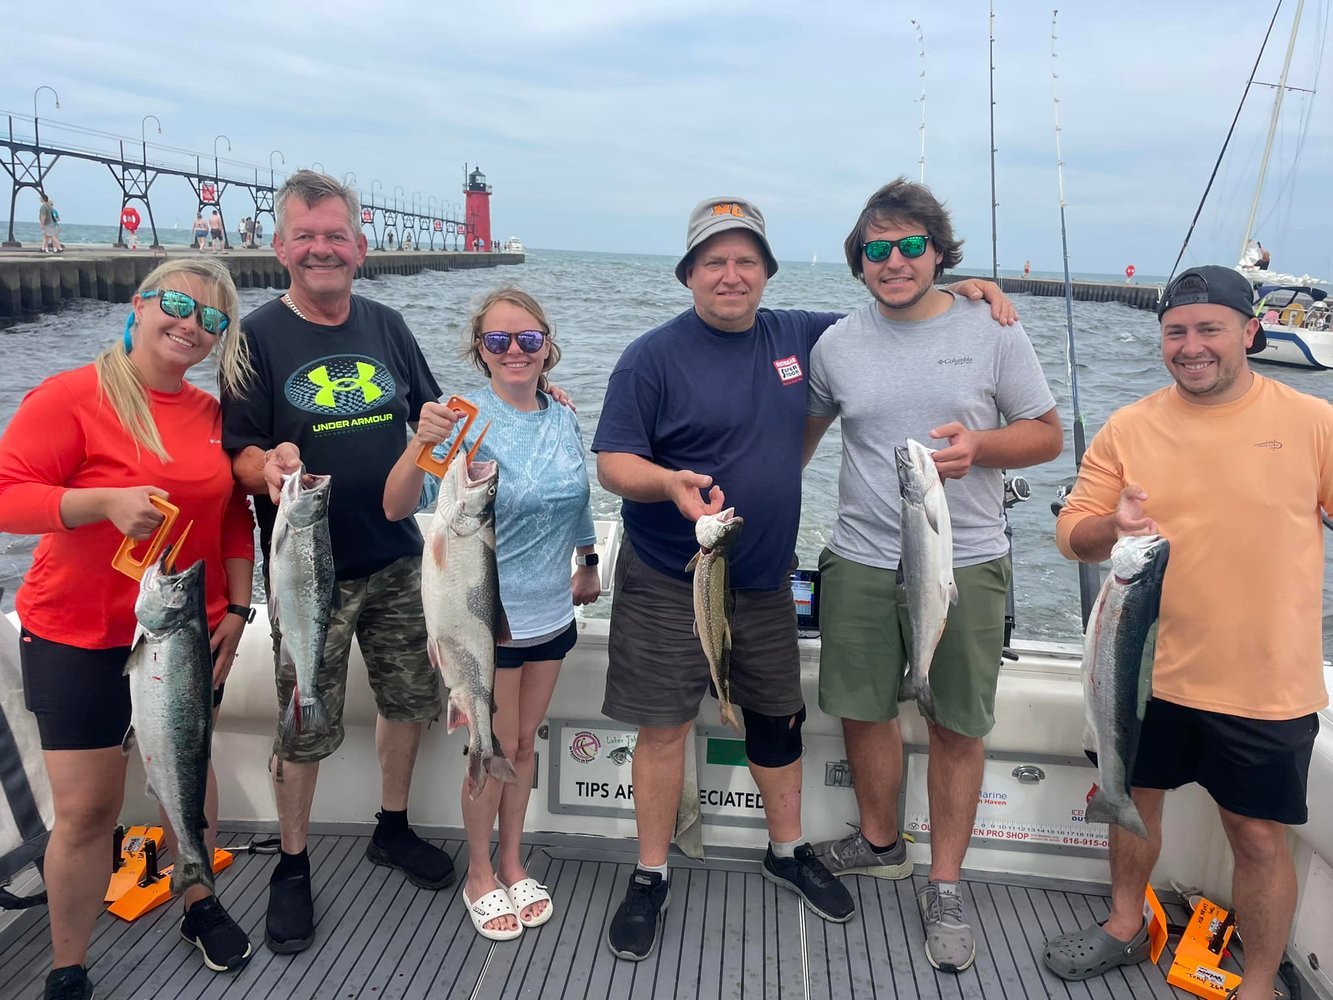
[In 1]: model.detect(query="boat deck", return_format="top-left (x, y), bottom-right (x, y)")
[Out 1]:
top-left (0, 828), bottom-right (1200, 999)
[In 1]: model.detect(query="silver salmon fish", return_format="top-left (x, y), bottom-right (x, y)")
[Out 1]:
top-left (687, 508), bottom-right (744, 730)
top-left (423, 456), bottom-right (517, 798)
top-left (895, 440), bottom-right (957, 722)
top-left (1082, 534), bottom-right (1169, 839)
top-left (270, 468), bottom-right (335, 746)
top-left (125, 551), bottom-right (214, 895)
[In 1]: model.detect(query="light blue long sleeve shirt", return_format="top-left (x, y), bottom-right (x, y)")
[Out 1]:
top-left (421, 386), bottom-right (596, 641)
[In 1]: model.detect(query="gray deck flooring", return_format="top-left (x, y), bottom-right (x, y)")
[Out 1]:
top-left (0, 829), bottom-right (1211, 999)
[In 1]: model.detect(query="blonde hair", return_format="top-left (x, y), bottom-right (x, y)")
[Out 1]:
top-left (464, 287), bottom-right (561, 393)
top-left (94, 258), bottom-right (250, 463)
top-left (275, 170), bottom-right (361, 236)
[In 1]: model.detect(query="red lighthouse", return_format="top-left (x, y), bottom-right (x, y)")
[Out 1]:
top-left (464, 165), bottom-right (492, 251)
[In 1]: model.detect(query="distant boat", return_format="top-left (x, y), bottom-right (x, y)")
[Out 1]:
top-left (811, 252), bottom-right (817, 266)
top-left (502, 236), bottom-right (526, 254)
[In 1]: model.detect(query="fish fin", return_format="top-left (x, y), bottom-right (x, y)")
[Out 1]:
top-left (446, 697), bottom-right (469, 735)
top-left (121, 726), bottom-right (136, 755)
top-left (685, 551), bottom-right (699, 573)
top-left (268, 588), bottom-right (281, 629)
top-left (484, 751), bottom-right (518, 786)
top-left (129, 624), bottom-right (147, 655)
top-left (692, 618), bottom-right (699, 639)
top-left (720, 700), bottom-right (741, 731)
top-left (278, 638), bottom-right (295, 672)
top-left (465, 750), bottom-right (487, 800)
top-left (1085, 788), bottom-right (1148, 839)
top-left (426, 637), bottom-right (440, 670)
top-left (496, 604), bottom-right (512, 645)
top-left (946, 576), bottom-right (959, 605)
top-left (915, 685), bottom-right (937, 723)
top-left (898, 664), bottom-right (916, 701)
top-left (280, 692), bottom-right (300, 745)
top-left (429, 527), bottom-right (447, 570)
top-left (170, 861), bottom-right (215, 897)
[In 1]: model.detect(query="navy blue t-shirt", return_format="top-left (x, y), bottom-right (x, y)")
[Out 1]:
top-left (592, 307), bottom-right (841, 590)
top-left (222, 295), bottom-right (442, 581)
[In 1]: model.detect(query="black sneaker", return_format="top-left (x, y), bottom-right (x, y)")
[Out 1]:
top-left (265, 864), bottom-right (315, 954)
top-left (606, 869), bottom-right (670, 961)
top-left (181, 895), bottom-right (253, 972)
top-left (762, 844), bottom-right (855, 923)
top-left (43, 966), bottom-right (93, 1000)
top-left (365, 818), bottom-right (456, 890)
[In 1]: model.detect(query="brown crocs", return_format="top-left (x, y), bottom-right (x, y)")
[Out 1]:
top-left (1043, 919), bottom-right (1151, 981)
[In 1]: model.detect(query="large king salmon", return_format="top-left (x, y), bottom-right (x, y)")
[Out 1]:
top-left (895, 440), bottom-right (957, 722)
top-left (1082, 534), bottom-right (1170, 839)
top-left (422, 456), bottom-right (517, 798)
top-left (125, 550), bottom-right (214, 895)
top-left (270, 468), bottom-right (334, 746)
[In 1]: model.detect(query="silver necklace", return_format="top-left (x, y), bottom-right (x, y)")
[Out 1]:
top-left (282, 293), bottom-right (307, 321)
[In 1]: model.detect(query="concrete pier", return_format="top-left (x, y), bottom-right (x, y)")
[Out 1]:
top-left (0, 247), bottom-right (523, 319)
top-left (944, 272), bottom-right (1163, 312)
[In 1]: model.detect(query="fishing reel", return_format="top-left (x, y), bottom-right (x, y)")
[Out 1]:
top-left (1050, 476), bottom-right (1077, 517)
top-left (1002, 475), bottom-right (1031, 509)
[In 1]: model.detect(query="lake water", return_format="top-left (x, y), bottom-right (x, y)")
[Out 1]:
top-left (2, 246), bottom-right (1330, 652)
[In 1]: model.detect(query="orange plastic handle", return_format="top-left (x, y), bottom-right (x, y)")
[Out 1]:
top-left (416, 395), bottom-right (491, 476)
top-left (111, 495), bottom-right (181, 580)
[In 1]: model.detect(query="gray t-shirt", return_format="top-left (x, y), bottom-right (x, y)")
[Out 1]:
top-left (808, 296), bottom-right (1056, 568)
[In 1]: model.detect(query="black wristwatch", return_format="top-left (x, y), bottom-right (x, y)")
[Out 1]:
top-left (575, 553), bottom-right (599, 567)
top-left (226, 604), bottom-right (256, 623)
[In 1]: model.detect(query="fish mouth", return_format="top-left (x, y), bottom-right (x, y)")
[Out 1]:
top-left (465, 459), bottom-right (498, 485)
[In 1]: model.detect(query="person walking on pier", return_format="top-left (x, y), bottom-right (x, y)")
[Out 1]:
top-left (193, 211), bottom-right (208, 252)
top-left (803, 178), bottom-right (1062, 974)
top-left (0, 258), bottom-right (257, 998)
top-left (37, 193), bottom-right (63, 253)
top-left (221, 170), bottom-right (455, 956)
top-left (208, 210), bottom-right (224, 253)
top-left (592, 195), bottom-right (1016, 962)
top-left (1043, 266), bottom-right (1333, 1000)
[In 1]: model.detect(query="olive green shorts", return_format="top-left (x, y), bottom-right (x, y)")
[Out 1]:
top-left (272, 554), bottom-right (442, 763)
top-left (816, 548), bottom-right (1011, 737)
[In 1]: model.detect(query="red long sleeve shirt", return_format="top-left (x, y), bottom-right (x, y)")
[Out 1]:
top-left (0, 365), bottom-right (254, 649)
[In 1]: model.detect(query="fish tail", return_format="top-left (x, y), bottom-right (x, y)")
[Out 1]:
top-left (484, 749), bottom-right (518, 786)
top-left (304, 692), bottom-right (331, 736)
top-left (465, 748), bottom-right (488, 800)
top-left (170, 859), bottom-right (215, 896)
top-left (279, 691), bottom-right (300, 745)
top-left (1085, 788), bottom-right (1148, 839)
top-left (719, 699), bottom-right (741, 732)
top-left (915, 684), bottom-right (937, 723)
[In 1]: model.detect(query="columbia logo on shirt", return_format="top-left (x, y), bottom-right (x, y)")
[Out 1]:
top-left (773, 356), bottom-right (804, 385)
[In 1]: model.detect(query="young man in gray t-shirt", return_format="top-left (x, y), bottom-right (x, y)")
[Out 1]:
top-left (803, 178), bottom-right (1062, 974)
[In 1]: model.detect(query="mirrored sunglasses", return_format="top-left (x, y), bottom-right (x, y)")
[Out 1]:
top-left (481, 330), bottom-right (546, 354)
top-left (862, 235), bottom-right (931, 262)
top-left (142, 289), bottom-right (230, 335)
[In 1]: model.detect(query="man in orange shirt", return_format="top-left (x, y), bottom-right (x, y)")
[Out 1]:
top-left (1043, 265), bottom-right (1333, 1000)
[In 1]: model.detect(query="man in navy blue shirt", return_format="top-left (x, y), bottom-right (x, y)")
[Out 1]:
top-left (593, 196), bottom-right (1011, 961)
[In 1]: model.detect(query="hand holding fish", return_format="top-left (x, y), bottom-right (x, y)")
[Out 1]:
top-left (1113, 484), bottom-right (1159, 537)
top-left (413, 400), bottom-right (465, 446)
top-left (102, 485), bottom-right (170, 538)
top-left (927, 422), bottom-right (980, 479)
top-left (208, 612), bottom-right (245, 686)
top-left (666, 470), bottom-right (725, 522)
top-left (263, 442), bottom-right (303, 504)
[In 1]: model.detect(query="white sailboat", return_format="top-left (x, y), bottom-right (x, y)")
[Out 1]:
top-left (1233, 0), bottom-right (1332, 369)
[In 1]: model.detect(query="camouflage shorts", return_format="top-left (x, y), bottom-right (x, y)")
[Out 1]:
top-left (272, 554), bottom-right (442, 763)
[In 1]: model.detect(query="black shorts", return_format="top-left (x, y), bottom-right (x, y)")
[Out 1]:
top-left (1131, 697), bottom-right (1317, 825)
top-left (497, 620), bottom-right (577, 668)
top-left (21, 628), bottom-right (224, 752)
top-left (602, 536), bottom-right (804, 727)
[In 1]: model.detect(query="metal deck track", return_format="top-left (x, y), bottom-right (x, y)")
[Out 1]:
top-left (0, 829), bottom-right (1204, 999)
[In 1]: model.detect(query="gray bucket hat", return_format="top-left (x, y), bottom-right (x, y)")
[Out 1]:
top-left (675, 197), bottom-right (779, 286)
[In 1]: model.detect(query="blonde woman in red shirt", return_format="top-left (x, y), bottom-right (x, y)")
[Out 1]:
top-left (0, 258), bottom-right (256, 1000)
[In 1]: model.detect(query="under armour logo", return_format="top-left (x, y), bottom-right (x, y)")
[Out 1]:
top-left (307, 362), bottom-right (383, 408)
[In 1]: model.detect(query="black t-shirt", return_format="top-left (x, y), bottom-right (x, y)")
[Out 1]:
top-left (221, 295), bottom-right (442, 580)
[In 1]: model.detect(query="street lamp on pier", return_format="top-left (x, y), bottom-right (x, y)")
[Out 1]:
top-left (140, 114), bottom-right (161, 166)
top-left (269, 149), bottom-right (285, 187)
top-left (343, 171), bottom-right (357, 190)
top-left (213, 134), bottom-right (231, 181)
top-left (31, 85), bottom-right (59, 148)
top-left (393, 185), bottom-right (404, 211)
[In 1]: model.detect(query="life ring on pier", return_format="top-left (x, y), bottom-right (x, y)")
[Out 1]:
top-left (121, 207), bottom-right (141, 233)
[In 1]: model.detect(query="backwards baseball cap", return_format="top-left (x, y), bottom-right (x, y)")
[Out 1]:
top-left (1157, 265), bottom-right (1266, 354)
top-left (675, 197), bottom-right (779, 286)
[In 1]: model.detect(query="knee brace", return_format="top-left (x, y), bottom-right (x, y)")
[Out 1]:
top-left (742, 706), bottom-right (806, 769)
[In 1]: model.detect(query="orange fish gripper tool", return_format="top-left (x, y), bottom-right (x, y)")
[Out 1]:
top-left (110, 495), bottom-right (195, 579)
top-left (415, 394), bottom-right (492, 476)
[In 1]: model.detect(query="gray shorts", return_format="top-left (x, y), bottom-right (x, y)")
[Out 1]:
top-left (602, 536), bottom-right (804, 727)
top-left (272, 554), bottom-right (442, 763)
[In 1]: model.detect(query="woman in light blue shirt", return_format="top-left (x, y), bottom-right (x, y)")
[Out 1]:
top-left (384, 287), bottom-right (599, 941)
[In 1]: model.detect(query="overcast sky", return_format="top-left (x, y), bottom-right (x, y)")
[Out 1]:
top-left (4, 0), bottom-right (1330, 278)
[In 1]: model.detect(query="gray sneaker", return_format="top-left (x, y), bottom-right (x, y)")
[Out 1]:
top-left (812, 827), bottom-right (913, 879)
top-left (917, 881), bottom-right (976, 972)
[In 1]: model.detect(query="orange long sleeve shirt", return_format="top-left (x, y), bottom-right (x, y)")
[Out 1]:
top-left (0, 365), bottom-right (254, 649)
top-left (1056, 375), bottom-right (1333, 720)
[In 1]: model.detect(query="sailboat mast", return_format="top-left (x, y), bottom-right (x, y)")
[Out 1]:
top-left (913, 19), bottom-right (926, 183)
top-left (989, 2), bottom-right (999, 281)
top-left (1239, 0), bottom-right (1305, 260)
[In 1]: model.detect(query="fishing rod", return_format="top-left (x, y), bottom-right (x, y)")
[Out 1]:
top-left (989, 1), bottom-right (999, 282)
top-left (912, 19), bottom-right (926, 183)
top-left (1166, 1), bottom-right (1284, 282)
top-left (1050, 9), bottom-right (1100, 628)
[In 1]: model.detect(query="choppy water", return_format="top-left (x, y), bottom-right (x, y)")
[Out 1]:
top-left (2, 247), bottom-right (1331, 652)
